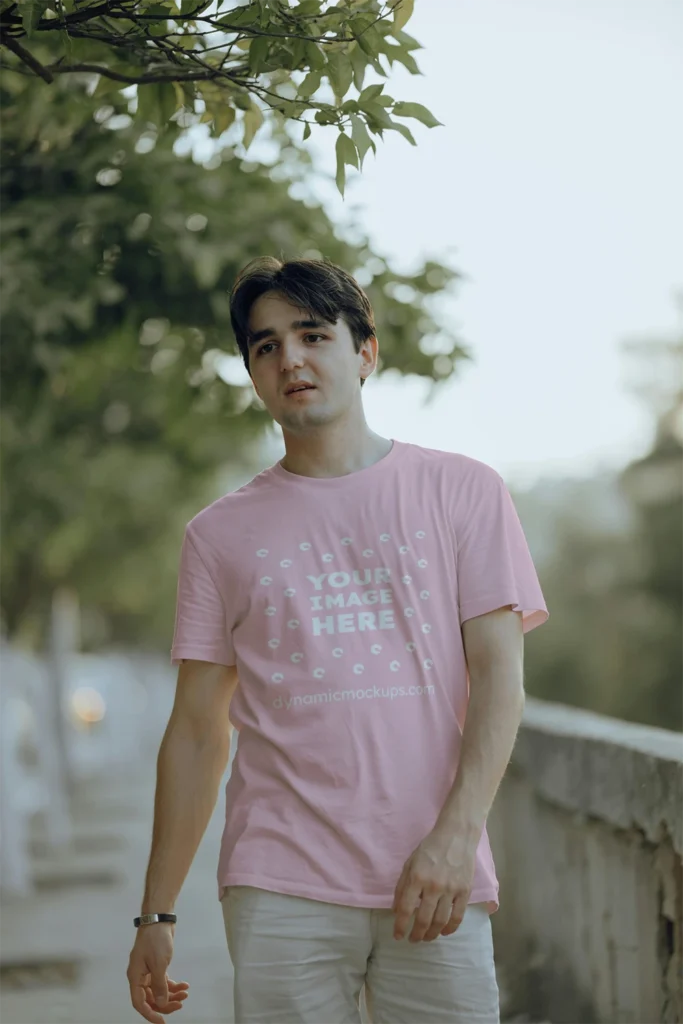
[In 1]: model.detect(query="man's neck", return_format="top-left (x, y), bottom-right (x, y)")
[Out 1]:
top-left (279, 433), bottom-right (393, 479)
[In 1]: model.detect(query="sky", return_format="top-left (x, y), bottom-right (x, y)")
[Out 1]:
top-left (289, 0), bottom-right (683, 489)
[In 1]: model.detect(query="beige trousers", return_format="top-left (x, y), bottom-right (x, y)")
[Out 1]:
top-left (222, 885), bottom-right (500, 1023)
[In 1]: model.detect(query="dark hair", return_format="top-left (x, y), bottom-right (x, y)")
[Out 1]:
top-left (229, 256), bottom-right (376, 388)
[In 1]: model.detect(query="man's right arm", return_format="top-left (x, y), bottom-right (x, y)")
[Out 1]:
top-left (141, 658), bottom-right (238, 914)
top-left (128, 659), bottom-right (238, 1023)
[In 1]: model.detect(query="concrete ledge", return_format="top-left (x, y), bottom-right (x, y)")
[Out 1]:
top-left (489, 697), bottom-right (683, 1024)
top-left (514, 699), bottom-right (683, 855)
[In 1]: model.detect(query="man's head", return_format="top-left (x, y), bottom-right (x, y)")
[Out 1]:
top-left (229, 256), bottom-right (378, 432)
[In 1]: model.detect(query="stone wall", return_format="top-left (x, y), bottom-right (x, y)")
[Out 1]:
top-left (489, 698), bottom-right (683, 1024)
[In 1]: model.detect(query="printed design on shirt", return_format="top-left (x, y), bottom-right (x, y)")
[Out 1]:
top-left (254, 530), bottom-right (434, 686)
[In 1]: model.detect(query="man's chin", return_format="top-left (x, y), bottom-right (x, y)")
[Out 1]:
top-left (278, 407), bottom-right (331, 430)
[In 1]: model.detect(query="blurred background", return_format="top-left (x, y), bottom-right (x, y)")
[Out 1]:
top-left (1, 0), bottom-right (681, 1021)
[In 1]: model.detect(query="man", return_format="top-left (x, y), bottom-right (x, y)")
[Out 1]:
top-left (127, 256), bottom-right (549, 1024)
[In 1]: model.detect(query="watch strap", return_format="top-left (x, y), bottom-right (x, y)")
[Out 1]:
top-left (134, 913), bottom-right (177, 928)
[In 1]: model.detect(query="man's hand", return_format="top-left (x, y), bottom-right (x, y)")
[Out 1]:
top-left (391, 829), bottom-right (477, 942)
top-left (127, 923), bottom-right (189, 1023)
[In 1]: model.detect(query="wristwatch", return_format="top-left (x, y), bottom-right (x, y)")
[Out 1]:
top-left (134, 913), bottom-right (177, 928)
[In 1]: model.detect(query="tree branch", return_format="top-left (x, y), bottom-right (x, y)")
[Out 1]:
top-left (1, 34), bottom-right (54, 81)
top-left (41, 60), bottom-right (220, 83)
top-left (0, 7), bottom-right (356, 45)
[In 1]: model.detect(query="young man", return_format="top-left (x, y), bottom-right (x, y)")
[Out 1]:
top-left (127, 256), bottom-right (549, 1024)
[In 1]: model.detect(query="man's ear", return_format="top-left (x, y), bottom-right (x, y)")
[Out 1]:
top-left (362, 334), bottom-right (379, 375)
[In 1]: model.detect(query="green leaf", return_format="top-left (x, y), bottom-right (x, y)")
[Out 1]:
top-left (217, 5), bottom-right (260, 27)
top-left (391, 49), bottom-right (421, 75)
top-left (296, 69), bottom-right (322, 100)
top-left (242, 100), bottom-right (264, 150)
top-left (390, 0), bottom-right (414, 31)
top-left (249, 36), bottom-right (271, 75)
top-left (358, 83), bottom-right (383, 105)
top-left (326, 51), bottom-right (353, 104)
top-left (335, 138), bottom-right (346, 197)
top-left (59, 28), bottom-right (73, 64)
top-left (294, 0), bottom-right (322, 14)
top-left (349, 113), bottom-right (375, 167)
top-left (303, 121), bottom-right (311, 141)
top-left (387, 118), bottom-right (416, 146)
top-left (394, 29), bottom-right (421, 51)
top-left (158, 83), bottom-right (179, 127)
top-left (337, 130), bottom-right (359, 170)
top-left (356, 24), bottom-right (384, 58)
top-left (289, 35), bottom-right (307, 70)
top-left (214, 104), bottom-right (236, 136)
top-left (363, 100), bottom-right (393, 131)
top-left (356, 31), bottom-right (376, 58)
top-left (391, 101), bottom-right (443, 128)
top-left (231, 90), bottom-right (252, 111)
top-left (304, 41), bottom-right (325, 71)
top-left (275, 97), bottom-right (303, 119)
top-left (18, 0), bottom-right (50, 38)
top-left (314, 108), bottom-right (336, 126)
top-left (349, 41), bottom-right (367, 92)
top-left (145, 15), bottom-right (171, 36)
top-left (334, 130), bottom-right (361, 197)
top-left (136, 82), bottom-right (181, 129)
top-left (137, 83), bottom-right (160, 126)
top-left (93, 75), bottom-right (123, 99)
top-left (172, 80), bottom-right (185, 109)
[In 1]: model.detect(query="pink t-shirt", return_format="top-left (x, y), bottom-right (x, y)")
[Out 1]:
top-left (170, 440), bottom-right (548, 914)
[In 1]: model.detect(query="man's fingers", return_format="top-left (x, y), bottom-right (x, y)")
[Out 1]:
top-left (130, 982), bottom-right (165, 1024)
top-left (167, 979), bottom-right (190, 992)
top-left (145, 986), bottom-right (187, 1014)
top-left (152, 979), bottom-right (169, 1008)
top-left (147, 982), bottom-right (189, 1003)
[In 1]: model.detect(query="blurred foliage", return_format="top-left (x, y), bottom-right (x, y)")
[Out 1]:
top-left (0, 68), bottom-right (468, 653)
top-left (521, 325), bottom-right (683, 731)
top-left (616, 334), bottom-right (682, 729)
top-left (0, 0), bottom-right (442, 195)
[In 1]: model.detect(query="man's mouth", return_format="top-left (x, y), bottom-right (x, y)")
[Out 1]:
top-left (285, 384), bottom-right (316, 395)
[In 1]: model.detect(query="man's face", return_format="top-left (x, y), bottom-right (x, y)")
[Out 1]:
top-left (246, 290), bottom-right (377, 432)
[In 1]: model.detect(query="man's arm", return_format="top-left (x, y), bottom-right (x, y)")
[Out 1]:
top-left (128, 659), bottom-right (238, 1024)
top-left (141, 659), bottom-right (238, 912)
top-left (432, 605), bottom-right (525, 843)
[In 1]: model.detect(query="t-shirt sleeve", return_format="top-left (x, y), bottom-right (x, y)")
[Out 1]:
top-left (170, 525), bottom-right (236, 667)
top-left (456, 466), bottom-right (549, 634)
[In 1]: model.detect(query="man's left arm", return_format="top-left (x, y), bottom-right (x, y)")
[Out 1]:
top-left (433, 604), bottom-right (525, 843)
top-left (391, 605), bottom-right (525, 942)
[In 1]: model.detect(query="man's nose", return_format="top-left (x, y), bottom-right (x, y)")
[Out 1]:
top-left (278, 338), bottom-right (306, 371)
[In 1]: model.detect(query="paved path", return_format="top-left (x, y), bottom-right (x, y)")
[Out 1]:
top-left (1, 746), bottom-right (237, 1024)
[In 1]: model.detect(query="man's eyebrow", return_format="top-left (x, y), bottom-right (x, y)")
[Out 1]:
top-left (246, 318), bottom-right (331, 348)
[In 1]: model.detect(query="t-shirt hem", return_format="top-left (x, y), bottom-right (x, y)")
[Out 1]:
top-left (218, 874), bottom-right (499, 915)
top-left (170, 645), bottom-right (235, 667)
top-left (459, 593), bottom-right (548, 634)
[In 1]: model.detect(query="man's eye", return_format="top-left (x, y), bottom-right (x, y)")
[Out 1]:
top-left (256, 334), bottom-right (324, 356)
